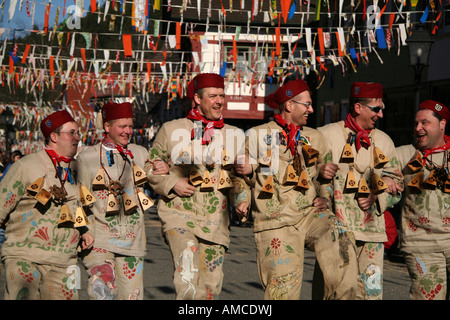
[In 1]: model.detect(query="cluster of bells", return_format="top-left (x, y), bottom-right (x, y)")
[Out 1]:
top-left (259, 144), bottom-right (319, 195)
top-left (26, 177), bottom-right (92, 227)
top-left (178, 149), bottom-right (235, 192)
top-left (339, 142), bottom-right (390, 197)
top-left (92, 163), bottom-right (155, 215)
top-left (406, 152), bottom-right (450, 193)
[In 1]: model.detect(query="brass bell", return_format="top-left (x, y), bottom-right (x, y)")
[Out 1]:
top-left (106, 193), bottom-right (120, 215)
top-left (200, 170), bottom-right (214, 192)
top-left (345, 168), bottom-right (358, 192)
top-left (258, 150), bottom-right (271, 167)
top-left (79, 184), bottom-right (96, 206)
top-left (407, 152), bottom-right (423, 172)
top-left (58, 204), bottom-right (75, 226)
top-left (35, 188), bottom-right (52, 206)
top-left (176, 147), bottom-right (191, 165)
top-left (137, 191), bottom-right (154, 211)
top-left (423, 170), bottom-right (437, 190)
top-left (222, 149), bottom-right (234, 170)
top-left (371, 172), bottom-right (388, 195)
top-left (407, 171), bottom-right (424, 193)
top-left (302, 145), bottom-right (319, 165)
top-left (26, 177), bottom-right (44, 196)
top-left (123, 192), bottom-right (138, 214)
top-left (283, 164), bottom-right (298, 185)
top-left (356, 177), bottom-right (370, 198)
top-left (74, 207), bottom-right (89, 227)
top-left (261, 175), bottom-right (274, 194)
top-left (444, 175), bottom-right (450, 193)
top-left (133, 164), bottom-right (148, 186)
top-left (340, 143), bottom-right (354, 163)
top-left (295, 170), bottom-right (309, 191)
top-left (92, 168), bottom-right (107, 190)
top-left (373, 147), bottom-right (389, 168)
top-left (189, 167), bottom-right (203, 187)
top-left (217, 169), bottom-right (234, 190)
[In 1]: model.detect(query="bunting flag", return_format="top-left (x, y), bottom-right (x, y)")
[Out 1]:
top-left (44, 3), bottom-right (51, 34)
top-left (280, 0), bottom-right (291, 23)
top-left (176, 22), bottom-right (181, 49)
top-left (317, 28), bottom-right (325, 56)
top-left (123, 34), bottom-right (133, 58)
top-left (0, 0), bottom-right (437, 121)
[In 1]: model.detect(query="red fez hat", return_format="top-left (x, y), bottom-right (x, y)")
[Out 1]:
top-left (265, 79), bottom-right (310, 109)
top-left (351, 82), bottom-right (383, 99)
top-left (186, 73), bottom-right (225, 100)
top-left (40, 110), bottom-right (75, 138)
top-left (102, 102), bottom-right (133, 123)
top-left (419, 100), bottom-right (450, 121)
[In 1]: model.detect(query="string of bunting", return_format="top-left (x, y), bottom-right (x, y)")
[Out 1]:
top-left (0, 0), bottom-right (444, 127)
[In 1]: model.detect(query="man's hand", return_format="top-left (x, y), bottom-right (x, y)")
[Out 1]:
top-left (152, 160), bottom-right (169, 175)
top-left (357, 192), bottom-right (377, 211)
top-left (235, 202), bottom-right (250, 221)
top-left (235, 155), bottom-right (253, 176)
top-left (313, 197), bottom-right (328, 211)
top-left (81, 232), bottom-right (94, 250)
top-left (382, 176), bottom-right (404, 195)
top-left (172, 177), bottom-right (196, 197)
top-left (319, 163), bottom-right (339, 180)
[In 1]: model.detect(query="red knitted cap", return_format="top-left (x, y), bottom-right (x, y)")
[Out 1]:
top-left (186, 73), bottom-right (225, 100)
top-left (102, 102), bottom-right (133, 123)
top-left (351, 82), bottom-right (383, 99)
top-left (419, 100), bottom-right (450, 121)
top-left (40, 110), bottom-right (75, 138)
top-left (265, 79), bottom-right (310, 109)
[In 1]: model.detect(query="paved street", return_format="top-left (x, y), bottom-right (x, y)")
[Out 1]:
top-left (0, 209), bottom-right (411, 300)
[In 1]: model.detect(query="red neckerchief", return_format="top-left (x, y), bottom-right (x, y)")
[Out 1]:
top-left (44, 145), bottom-right (72, 166)
top-left (421, 135), bottom-right (450, 165)
top-left (274, 114), bottom-right (301, 156)
top-left (102, 133), bottom-right (134, 159)
top-left (344, 113), bottom-right (372, 152)
top-left (187, 108), bottom-right (224, 145)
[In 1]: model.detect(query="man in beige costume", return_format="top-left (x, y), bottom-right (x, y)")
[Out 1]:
top-left (0, 110), bottom-right (94, 299)
top-left (78, 102), bottom-right (167, 300)
top-left (235, 79), bottom-right (358, 300)
top-left (395, 100), bottom-right (450, 300)
top-left (318, 82), bottom-right (403, 299)
top-left (146, 73), bottom-right (247, 300)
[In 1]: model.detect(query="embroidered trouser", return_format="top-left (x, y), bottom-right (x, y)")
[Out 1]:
top-left (82, 248), bottom-right (144, 300)
top-left (355, 241), bottom-right (384, 300)
top-left (403, 250), bottom-right (450, 300)
top-left (165, 228), bottom-right (225, 300)
top-left (3, 258), bottom-right (80, 300)
top-left (254, 209), bottom-right (358, 300)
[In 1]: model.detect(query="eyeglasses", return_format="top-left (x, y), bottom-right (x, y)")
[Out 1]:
top-left (360, 103), bottom-right (384, 114)
top-left (59, 130), bottom-right (82, 138)
top-left (290, 100), bottom-right (312, 107)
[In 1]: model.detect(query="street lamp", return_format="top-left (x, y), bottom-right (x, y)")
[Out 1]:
top-left (0, 108), bottom-right (15, 153)
top-left (406, 26), bottom-right (435, 112)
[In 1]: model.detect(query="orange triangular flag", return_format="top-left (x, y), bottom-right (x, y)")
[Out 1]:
top-left (123, 34), bottom-right (133, 58)
top-left (176, 22), bottom-right (181, 50)
top-left (22, 44), bottom-right (31, 64)
top-left (318, 28), bottom-right (325, 56)
top-left (44, 4), bottom-right (50, 34)
top-left (49, 56), bottom-right (55, 76)
top-left (275, 26), bottom-right (281, 56)
top-left (280, 0), bottom-right (291, 23)
top-left (91, 0), bottom-right (96, 13)
top-left (232, 35), bottom-right (237, 66)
